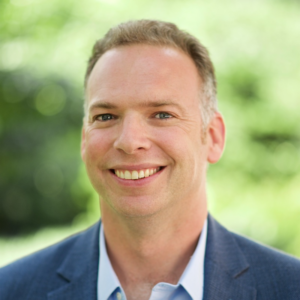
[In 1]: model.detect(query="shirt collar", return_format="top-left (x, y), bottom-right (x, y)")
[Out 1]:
top-left (98, 219), bottom-right (208, 300)
top-left (178, 219), bottom-right (207, 300)
top-left (98, 223), bottom-right (124, 300)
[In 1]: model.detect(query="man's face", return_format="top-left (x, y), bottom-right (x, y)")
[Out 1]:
top-left (82, 44), bottom-right (223, 218)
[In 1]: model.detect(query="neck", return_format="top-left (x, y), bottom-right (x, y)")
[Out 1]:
top-left (100, 196), bottom-right (207, 294)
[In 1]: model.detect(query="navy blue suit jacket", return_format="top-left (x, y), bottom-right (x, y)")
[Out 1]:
top-left (1, 215), bottom-right (300, 299)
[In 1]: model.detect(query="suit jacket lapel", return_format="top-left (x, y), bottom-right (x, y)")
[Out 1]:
top-left (47, 222), bottom-right (101, 300)
top-left (203, 215), bottom-right (257, 300)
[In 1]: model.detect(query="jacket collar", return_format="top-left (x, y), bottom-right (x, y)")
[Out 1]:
top-left (47, 222), bottom-right (100, 300)
top-left (203, 214), bottom-right (257, 300)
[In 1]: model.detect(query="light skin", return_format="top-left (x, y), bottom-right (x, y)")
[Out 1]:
top-left (81, 44), bottom-right (225, 300)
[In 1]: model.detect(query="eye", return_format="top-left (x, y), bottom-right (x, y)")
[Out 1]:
top-left (154, 112), bottom-right (173, 119)
top-left (96, 114), bottom-right (114, 121)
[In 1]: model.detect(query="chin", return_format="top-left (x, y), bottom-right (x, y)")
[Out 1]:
top-left (102, 195), bottom-right (167, 219)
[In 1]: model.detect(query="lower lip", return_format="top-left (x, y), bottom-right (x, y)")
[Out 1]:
top-left (110, 168), bottom-right (164, 187)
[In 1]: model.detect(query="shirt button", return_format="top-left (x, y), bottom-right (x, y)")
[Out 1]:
top-left (116, 292), bottom-right (122, 300)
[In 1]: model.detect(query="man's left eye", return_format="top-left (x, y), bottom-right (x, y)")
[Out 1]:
top-left (96, 114), bottom-right (114, 121)
top-left (154, 112), bottom-right (172, 119)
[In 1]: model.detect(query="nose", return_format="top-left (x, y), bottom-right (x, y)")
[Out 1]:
top-left (113, 113), bottom-right (151, 154)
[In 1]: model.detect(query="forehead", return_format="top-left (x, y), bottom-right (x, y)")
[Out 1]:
top-left (86, 44), bottom-right (201, 106)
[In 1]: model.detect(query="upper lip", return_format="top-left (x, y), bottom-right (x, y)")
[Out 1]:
top-left (109, 164), bottom-right (164, 170)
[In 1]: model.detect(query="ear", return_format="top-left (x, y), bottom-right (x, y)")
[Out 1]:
top-left (81, 125), bottom-right (86, 162)
top-left (207, 112), bottom-right (226, 164)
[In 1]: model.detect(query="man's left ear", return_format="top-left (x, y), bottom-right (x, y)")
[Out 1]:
top-left (206, 112), bottom-right (226, 164)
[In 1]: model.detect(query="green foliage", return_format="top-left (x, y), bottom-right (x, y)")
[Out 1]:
top-left (0, 69), bottom-right (92, 234)
top-left (0, 0), bottom-right (300, 260)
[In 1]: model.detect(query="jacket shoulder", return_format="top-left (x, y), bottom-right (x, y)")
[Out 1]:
top-left (206, 215), bottom-right (300, 299)
top-left (232, 230), bottom-right (300, 268)
top-left (232, 229), bottom-right (300, 297)
top-left (0, 222), bottom-right (100, 300)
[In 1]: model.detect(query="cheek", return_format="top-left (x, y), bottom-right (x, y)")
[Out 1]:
top-left (84, 130), bottom-right (113, 163)
top-left (152, 127), bottom-right (202, 159)
top-left (153, 128), bottom-right (208, 184)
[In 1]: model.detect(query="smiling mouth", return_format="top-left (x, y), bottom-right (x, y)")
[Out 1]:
top-left (112, 167), bottom-right (163, 180)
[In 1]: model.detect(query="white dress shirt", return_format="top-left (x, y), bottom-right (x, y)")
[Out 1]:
top-left (98, 219), bottom-right (207, 300)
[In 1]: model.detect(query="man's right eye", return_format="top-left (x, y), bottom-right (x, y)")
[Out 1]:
top-left (96, 114), bottom-right (114, 121)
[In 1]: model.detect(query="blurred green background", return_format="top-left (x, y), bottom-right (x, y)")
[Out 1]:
top-left (1, 0), bottom-right (300, 266)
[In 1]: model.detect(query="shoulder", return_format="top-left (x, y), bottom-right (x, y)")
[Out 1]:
top-left (207, 215), bottom-right (300, 299)
top-left (232, 229), bottom-right (300, 266)
top-left (232, 230), bottom-right (300, 281)
top-left (0, 222), bottom-right (100, 300)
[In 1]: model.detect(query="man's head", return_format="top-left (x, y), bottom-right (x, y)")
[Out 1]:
top-left (81, 20), bottom-right (225, 220)
top-left (84, 20), bottom-right (217, 129)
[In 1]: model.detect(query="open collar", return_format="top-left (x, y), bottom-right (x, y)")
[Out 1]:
top-left (98, 223), bottom-right (126, 300)
top-left (98, 219), bottom-right (208, 300)
top-left (178, 219), bottom-right (207, 300)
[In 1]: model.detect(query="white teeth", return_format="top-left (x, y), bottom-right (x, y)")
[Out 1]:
top-left (132, 170), bottom-right (139, 180)
top-left (114, 167), bottom-right (161, 180)
top-left (124, 170), bottom-right (131, 179)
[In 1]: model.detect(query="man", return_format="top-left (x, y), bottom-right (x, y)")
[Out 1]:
top-left (0, 20), bottom-right (300, 300)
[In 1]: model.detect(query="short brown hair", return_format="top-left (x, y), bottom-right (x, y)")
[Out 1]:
top-left (85, 19), bottom-right (218, 127)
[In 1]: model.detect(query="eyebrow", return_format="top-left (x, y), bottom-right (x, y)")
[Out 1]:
top-left (89, 100), bottom-right (181, 112)
top-left (145, 100), bottom-right (181, 108)
top-left (89, 102), bottom-right (118, 111)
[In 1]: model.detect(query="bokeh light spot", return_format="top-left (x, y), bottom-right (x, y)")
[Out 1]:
top-left (35, 84), bottom-right (66, 116)
top-left (0, 41), bottom-right (25, 71)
